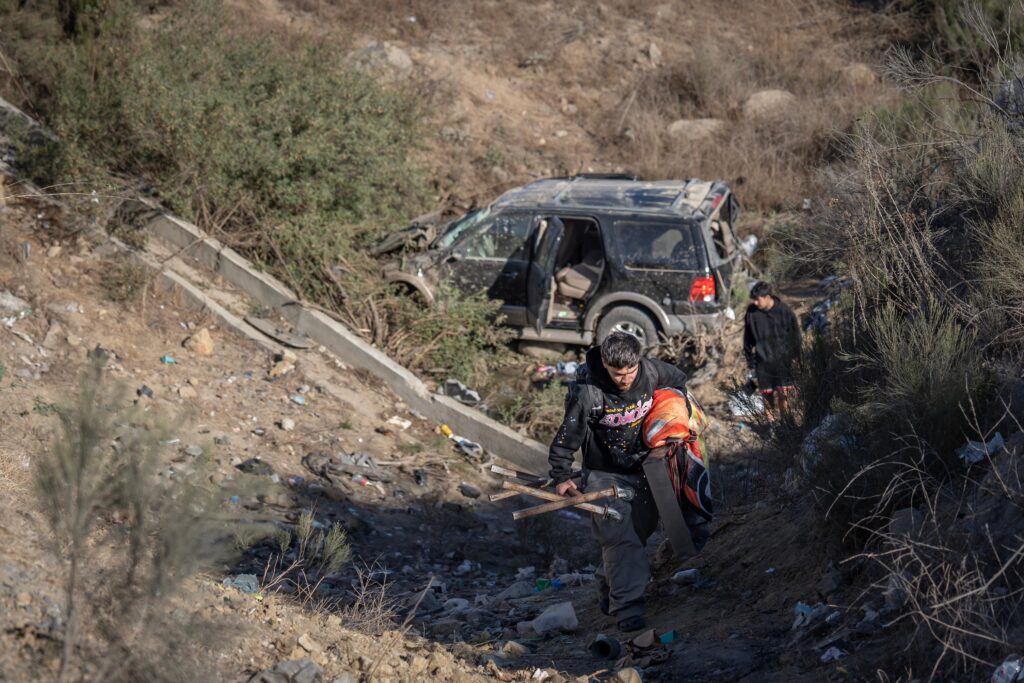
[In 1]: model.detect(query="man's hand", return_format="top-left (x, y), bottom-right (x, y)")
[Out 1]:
top-left (555, 479), bottom-right (579, 496)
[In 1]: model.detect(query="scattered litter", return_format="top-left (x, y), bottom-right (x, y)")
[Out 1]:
top-left (820, 646), bottom-right (846, 663)
top-left (442, 378), bottom-right (481, 405)
top-left (458, 482), bottom-right (481, 499)
top-left (659, 630), bottom-right (678, 644)
top-left (531, 669), bottom-right (551, 681)
top-left (739, 234), bottom-right (759, 257)
top-left (302, 451), bottom-right (396, 485)
top-left (792, 601), bottom-right (830, 629)
top-left (454, 437), bottom-right (483, 458)
top-left (992, 655), bottom-right (1024, 683)
top-left (290, 395), bottom-right (306, 406)
top-left (286, 476), bottom-right (305, 488)
top-left (160, 355), bottom-right (176, 364)
top-left (453, 560), bottom-right (475, 577)
top-left (236, 458), bottom-right (275, 478)
top-left (957, 432), bottom-right (1005, 465)
top-left (765, 567), bottom-right (775, 574)
top-left (728, 391), bottom-right (764, 417)
top-left (589, 633), bottom-right (622, 659)
top-left (516, 567), bottom-right (536, 580)
top-left (672, 568), bottom-right (701, 585)
top-left (386, 416), bottom-right (412, 430)
top-left (530, 601), bottom-right (578, 635)
top-left (136, 385), bottom-right (154, 399)
top-left (0, 291), bottom-right (31, 327)
top-left (222, 574), bottom-right (260, 594)
top-left (352, 474), bottom-right (370, 487)
top-left (534, 578), bottom-right (562, 592)
top-left (413, 469), bottom-right (428, 487)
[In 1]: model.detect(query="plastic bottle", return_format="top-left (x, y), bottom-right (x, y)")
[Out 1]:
top-left (992, 656), bottom-right (1024, 683)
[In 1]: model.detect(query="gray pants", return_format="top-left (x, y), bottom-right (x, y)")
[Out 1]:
top-left (585, 469), bottom-right (710, 620)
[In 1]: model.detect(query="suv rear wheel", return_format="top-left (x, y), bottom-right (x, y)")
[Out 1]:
top-left (596, 306), bottom-right (659, 349)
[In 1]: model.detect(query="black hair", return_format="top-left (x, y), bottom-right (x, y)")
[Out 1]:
top-left (750, 281), bottom-right (773, 299)
top-left (600, 331), bottom-right (642, 368)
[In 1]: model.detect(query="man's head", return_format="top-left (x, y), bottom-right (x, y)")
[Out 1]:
top-left (600, 331), bottom-right (642, 391)
top-left (750, 281), bottom-right (776, 311)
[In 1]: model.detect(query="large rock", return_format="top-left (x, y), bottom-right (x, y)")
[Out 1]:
top-left (667, 118), bottom-right (724, 143)
top-left (184, 328), bottom-right (215, 355)
top-left (248, 659), bottom-right (323, 683)
top-left (347, 41), bottom-right (413, 79)
top-left (839, 63), bottom-right (876, 89)
top-left (742, 89), bottom-right (797, 121)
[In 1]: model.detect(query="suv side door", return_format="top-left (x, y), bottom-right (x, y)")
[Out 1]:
top-left (441, 211), bottom-right (536, 325)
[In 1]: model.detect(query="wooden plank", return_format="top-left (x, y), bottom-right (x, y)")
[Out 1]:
top-left (643, 454), bottom-right (696, 558)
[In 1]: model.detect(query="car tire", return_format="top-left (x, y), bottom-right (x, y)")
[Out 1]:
top-left (596, 306), bottom-right (660, 350)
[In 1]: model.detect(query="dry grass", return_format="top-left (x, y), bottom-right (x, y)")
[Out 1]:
top-left (843, 435), bottom-right (1024, 680)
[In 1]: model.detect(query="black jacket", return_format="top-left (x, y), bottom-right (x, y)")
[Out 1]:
top-left (548, 347), bottom-right (688, 483)
top-left (743, 297), bottom-right (800, 369)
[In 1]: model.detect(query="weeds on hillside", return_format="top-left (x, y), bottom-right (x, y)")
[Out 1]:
top-left (253, 510), bottom-right (352, 612)
top-left (34, 356), bottom-right (236, 683)
top-left (843, 432), bottom-right (1024, 680)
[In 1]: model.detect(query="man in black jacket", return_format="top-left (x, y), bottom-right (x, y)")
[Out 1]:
top-left (549, 331), bottom-right (704, 632)
top-left (743, 281), bottom-right (800, 421)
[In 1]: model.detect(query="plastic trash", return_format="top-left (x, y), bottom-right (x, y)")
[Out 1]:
top-left (957, 432), bottom-right (1005, 465)
top-left (530, 601), bottom-right (578, 635)
top-left (672, 568), bottom-right (702, 585)
top-left (820, 646), bottom-right (846, 663)
top-left (588, 633), bottom-right (622, 659)
top-left (992, 655), bottom-right (1024, 683)
top-left (792, 601), bottom-right (829, 629)
top-left (290, 394), bottom-right (306, 406)
top-left (534, 578), bottom-right (563, 592)
top-left (442, 378), bottom-right (481, 405)
top-left (352, 474), bottom-right (370, 486)
top-left (222, 573), bottom-right (260, 594)
top-left (659, 630), bottom-right (678, 644)
top-left (739, 234), bottom-right (759, 257)
top-left (728, 391), bottom-right (765, 417)
top-left (386, 415), bottom-right (412, 430)
top-left (160, 355), bottom-right (176, 364)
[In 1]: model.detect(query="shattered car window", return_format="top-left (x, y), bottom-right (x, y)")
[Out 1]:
top-left (462, 213), bottom-right (533, 260)
top-left (435, 207), bottom-right (491, 250)
top-left (611, 220), bottom-right (698, 271)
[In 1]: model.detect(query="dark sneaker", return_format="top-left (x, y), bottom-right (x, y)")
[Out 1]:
top-left (617, 615), bottom-right (647, 632)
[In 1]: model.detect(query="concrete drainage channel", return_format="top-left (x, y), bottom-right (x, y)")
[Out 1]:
top-left (142, 211), bottom-right (550, 474)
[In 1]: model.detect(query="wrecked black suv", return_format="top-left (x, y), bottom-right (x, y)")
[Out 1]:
top-left (383, 175), bottom-right (744, 348)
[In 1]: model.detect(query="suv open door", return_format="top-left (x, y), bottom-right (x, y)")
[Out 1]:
top-left (526, 217), bottom-right (564, 334)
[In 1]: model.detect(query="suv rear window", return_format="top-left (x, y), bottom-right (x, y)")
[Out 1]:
top-left (611, 220), bottom-right (698, 271)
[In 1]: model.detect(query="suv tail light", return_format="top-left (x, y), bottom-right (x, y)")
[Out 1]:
top-left (690, 276), bottom-right (716, 303)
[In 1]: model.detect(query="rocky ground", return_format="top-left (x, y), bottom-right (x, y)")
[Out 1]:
top-left (0, 184), bottom-right (923, 683)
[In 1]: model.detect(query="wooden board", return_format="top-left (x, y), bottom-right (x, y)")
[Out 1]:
top-left (643, 457), bottom-right (696, 558)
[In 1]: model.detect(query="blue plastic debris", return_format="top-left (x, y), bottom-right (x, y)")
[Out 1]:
top-left (222, 574), bottom-right (259, 594)
top-left (160, 355), bottom-right (176, 364)
top-left (659, 630), bottom-right (677, 644)
top-left (290, 395), bottom-right (306, 406)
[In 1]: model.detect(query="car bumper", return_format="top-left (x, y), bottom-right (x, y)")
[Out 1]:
top-left (664, 310), bottom-right (727, 336)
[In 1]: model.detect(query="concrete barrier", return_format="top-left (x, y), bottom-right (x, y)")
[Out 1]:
top-left (144, 212), bottom-right (551, 474)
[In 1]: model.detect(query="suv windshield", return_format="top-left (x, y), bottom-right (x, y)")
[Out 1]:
top-left (434, 207), bottom-right (492, 249)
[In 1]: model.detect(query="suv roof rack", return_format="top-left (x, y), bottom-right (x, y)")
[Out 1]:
top-left (544, 173), bottom-right (640, 181)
